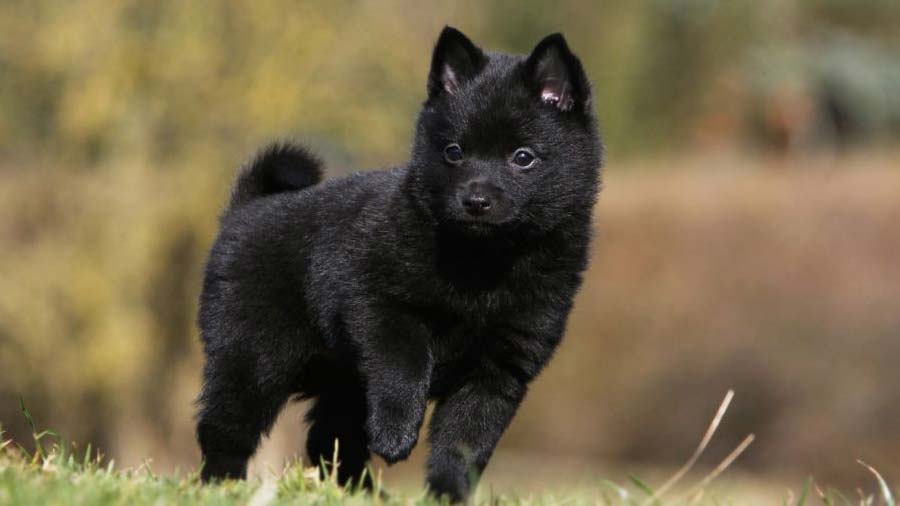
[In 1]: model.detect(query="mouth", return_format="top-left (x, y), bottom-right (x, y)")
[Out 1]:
top-left (445, 219), bottom-right (504, 236)
top-left (442, 201), bottom-right (517, 232)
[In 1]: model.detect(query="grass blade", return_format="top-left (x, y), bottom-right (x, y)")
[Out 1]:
top-left (20, 397), bottom-right (36, 432)
top-left (639, 390), bottom-right (735, 505)
top-left (628, 474), bottom-right (656, 499)
top-left (674, 433), bottom-right (756, 502)
top-left (795, 477), bottom-right (811, 506)
top-left (858, 460), bottom-right (895, 506)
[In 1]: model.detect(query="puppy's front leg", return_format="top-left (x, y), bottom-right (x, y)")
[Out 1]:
top-left (425, 373), bottom-right (527, 502)
top-left (426, 316), bottom-right (564, 502)
top-left (350, 309), bottom-right (432, 464)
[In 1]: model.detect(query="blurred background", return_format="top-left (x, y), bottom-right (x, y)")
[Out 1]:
top-left (1, 0), bottom-right (899, 497)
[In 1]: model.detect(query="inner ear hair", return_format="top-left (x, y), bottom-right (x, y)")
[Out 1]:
top-left (536, 54), bottom-right (575, 111)
top-left (427, 26), bottom-right (486, 99)
top-left (526, 33), bottom-right (589, 113)
top-left (441, 65), bottom-right (460, 94)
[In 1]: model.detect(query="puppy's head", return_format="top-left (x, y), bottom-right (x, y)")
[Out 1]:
top-left (408, 27), bottom-right (603, 236)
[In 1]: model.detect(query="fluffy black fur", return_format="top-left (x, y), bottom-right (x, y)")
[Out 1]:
top-left (196, 27), bottom-right (604, 502)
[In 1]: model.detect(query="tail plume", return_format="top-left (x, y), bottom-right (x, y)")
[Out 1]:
top-left (229, 142), bottom-right (323, 209)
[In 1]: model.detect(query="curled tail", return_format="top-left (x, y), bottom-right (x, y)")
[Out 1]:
top-left (229, 142), bottom-right (324, 209)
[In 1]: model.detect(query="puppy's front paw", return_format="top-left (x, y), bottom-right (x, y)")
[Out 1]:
top-left (427, 472), bottom-right (468, 504)
top-left (366, 418), bottom-right (419, 464)
top-left (366, 399), bottom-right (422, 464)
top-left (426, 453), bottom-right (472, 503)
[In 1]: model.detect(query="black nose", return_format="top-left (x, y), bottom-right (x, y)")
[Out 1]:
top-left (462, 195), bottom-right (492, 216)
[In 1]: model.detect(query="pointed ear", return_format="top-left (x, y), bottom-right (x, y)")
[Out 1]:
top-left (524, 33), bottom-right (591, 113)
top-left (427, 26), bottom-right (486, 100)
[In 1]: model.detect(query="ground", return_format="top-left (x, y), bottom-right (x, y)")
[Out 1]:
top-left (0, 434), bottom-right (894, 506)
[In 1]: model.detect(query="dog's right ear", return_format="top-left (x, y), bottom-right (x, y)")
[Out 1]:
top-left (427, 26), bottom-right (486, 101)
top-left (524, 33), bottom-right (591, 113)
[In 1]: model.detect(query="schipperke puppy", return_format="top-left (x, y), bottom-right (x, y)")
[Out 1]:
top-left (196, 26), bottom-right (603, 501)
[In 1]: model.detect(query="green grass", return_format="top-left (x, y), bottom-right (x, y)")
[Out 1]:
top-left (1, 435), bottom-right (896, 506)
top-left (1, 399), bottom-right (896, 506)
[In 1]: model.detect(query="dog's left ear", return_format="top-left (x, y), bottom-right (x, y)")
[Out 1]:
top-left (524, 34), bottom-right (591, 113)
top-left (427, 26), bottom-right (486, 100)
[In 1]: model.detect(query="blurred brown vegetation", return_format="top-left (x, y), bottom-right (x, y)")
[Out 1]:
top-left (1, 0), bottom-right (899, 490)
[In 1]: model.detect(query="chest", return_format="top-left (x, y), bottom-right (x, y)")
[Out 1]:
top-left (424, 316), bottom-right (500, 397)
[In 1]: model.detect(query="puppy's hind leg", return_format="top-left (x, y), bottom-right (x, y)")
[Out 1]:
top-left (196, 353), bottom-right (296, 482)
top-left (305, 381), bottom-right (372, 489)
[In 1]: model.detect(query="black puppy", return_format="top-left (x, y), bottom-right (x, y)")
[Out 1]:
top-left (196, 26), bottom-right (603, 501)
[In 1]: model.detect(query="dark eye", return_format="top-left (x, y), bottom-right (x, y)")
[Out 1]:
top-left (444, 143), bottom-right (463, 164)
top-left (511, 148), bottom-right (537, 168)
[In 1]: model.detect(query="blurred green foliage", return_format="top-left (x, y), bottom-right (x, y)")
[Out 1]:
top-left (1, 0), bottom-right (899, 486)
top-left (2, 0), bottom-right (898, 168)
